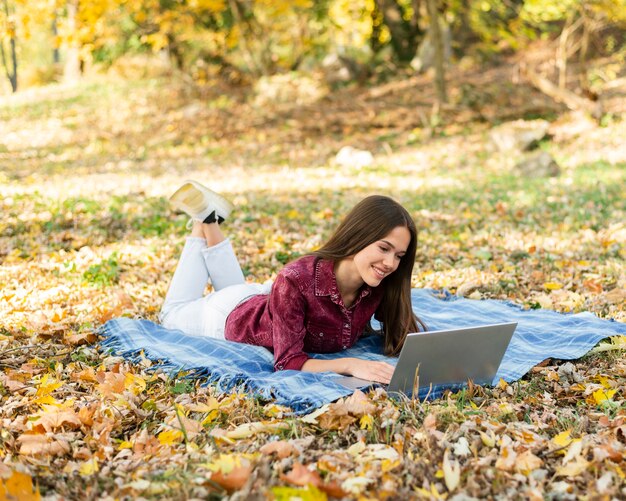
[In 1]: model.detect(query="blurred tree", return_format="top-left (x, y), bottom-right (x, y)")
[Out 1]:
top-left (426, 0), bottom-right (446, 102)
top-left (3, 0), bottom-right (626, 91)
top-left (373, 0), bottom-right (424, 62)
top-left (0, 0), bottom-right (18, 91)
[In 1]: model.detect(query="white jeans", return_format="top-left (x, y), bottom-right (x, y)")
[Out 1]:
top-left (160, 237), bottom-right (270, 338)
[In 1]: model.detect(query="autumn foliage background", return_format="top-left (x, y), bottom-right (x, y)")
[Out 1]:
top-left (1, 0), bottom-right (626, 499)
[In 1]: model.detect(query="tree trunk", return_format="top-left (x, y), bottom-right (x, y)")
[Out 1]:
top-left (0, 0), bottom-right (17, 92)
top-left (426, 0), bottom-right (446, 103)
top-left (375, 0), bottom-right (423, 62)
top-left (52, 15), bottom-right (60, 64)
top-left (64, 0), bottom-right (82, 83)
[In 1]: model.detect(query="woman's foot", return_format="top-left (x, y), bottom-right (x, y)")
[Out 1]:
top-left (169, 180), bottom-right (233, 224)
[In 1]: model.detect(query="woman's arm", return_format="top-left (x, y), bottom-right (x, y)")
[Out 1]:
top-left (301, 358), bottom-right (395, 384)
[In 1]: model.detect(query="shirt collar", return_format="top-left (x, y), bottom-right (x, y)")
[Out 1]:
top-left (314, 258), bottom-right (372, 305)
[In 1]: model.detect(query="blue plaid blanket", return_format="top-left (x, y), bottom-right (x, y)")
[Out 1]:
top-left (100, 289), bottom-right (626, 414)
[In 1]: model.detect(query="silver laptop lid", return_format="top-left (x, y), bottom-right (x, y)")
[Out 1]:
top-left (387, 322), bottom-right (517, 396)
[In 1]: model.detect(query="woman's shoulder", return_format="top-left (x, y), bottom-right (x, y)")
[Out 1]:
top-left (281, 254), bottom-right (318, 277)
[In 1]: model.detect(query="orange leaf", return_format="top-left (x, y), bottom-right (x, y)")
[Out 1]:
top-left (316, 407), bottom-right (356, 430)
top-left (583, 279), bottom-right (603, 293)
top-left (340, 390), bottom-right (376, 416)
top-left (64, 331), bottom-right (97, 346)
top-left (0, 470), bottom-right (41, 501)
top-left (259, 440), bottom-right (296, 459)
top-left (210, 463), bottom-right (253, 492)
top-left (34, 408), bottom-right (82, 433)
top-left (280, 462), bottom-right (323, 488)
top-left (96, 371), bottom-right (125, 397)
top-left (17, 433), bottom-right (70, 457)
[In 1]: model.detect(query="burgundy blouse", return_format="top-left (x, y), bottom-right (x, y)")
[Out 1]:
top-left (224, 255), bottom-right (384, 371)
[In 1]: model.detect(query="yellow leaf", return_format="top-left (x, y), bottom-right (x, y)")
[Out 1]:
top-left (515, 450), bottom-right (543, 475)
top-left (124, 372), bottom-right (146, 395)
top-left (595, 375), bottom-right (614, 388)
top-left (544, 282), bottom-right (563, 290)
top-left (610, 464), bottom-right (625, 480)
top-left (35, 374), bottom-right (62, 397)
top-left (480, 430), bottom-right (496, 448)
top-left (347, 441), bottom-right (366, 456)
top-left (381, 458), bottom-right (401, 472)
top-left (555, 457), bottom-right (590, 477)
top-left (340, 476), bottom-right (374, 496)
top-left (414, 483), bottom-right (446, 499)
top-left (359, 414), bottom-right (374, 430)
top-left (0, 470), bottom-right (41, 501)
top-left (205, 453), bottom-right (255, 475)
top-left (158, 429), bottom-right (184, 446)
top-left (79, 458), bottom-right (99, 476)
top-left (201, 409), bottom-right (221, 426)
top-left (552, 430), bottom-right (573, 449)
top-left (32, 395), bottom-right (59, 406)
top-left (442, 450), bottom-right (460, 491)
top-left (497, 378), bottom-right (508, 390)
top-left (118, 440), bottom-right (132, 450)
top-left (224, 421), bottom-right (289, 440)
top-left (593, 388), bottom-right (617, 405)
top-left (591, 336), bottom-right (626, 354)
top-left (263, 403), bottom-right (291, 418)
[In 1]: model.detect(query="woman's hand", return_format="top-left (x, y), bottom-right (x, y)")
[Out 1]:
top-left (300, 357), bottom-right (395, 384)
top-left (346, 358), bottom-right (395, 384)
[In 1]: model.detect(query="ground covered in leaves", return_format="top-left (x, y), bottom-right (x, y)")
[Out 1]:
top-left (1, 63), bottom-right (625, 500)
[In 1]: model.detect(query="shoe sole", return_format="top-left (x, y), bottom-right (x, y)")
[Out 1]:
top-left (170, 181), bottom-right (233, 221)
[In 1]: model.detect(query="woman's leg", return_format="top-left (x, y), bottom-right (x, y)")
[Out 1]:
top-left (160, 221), bottom-right (246, 337)
top-left (200, 222), bottom-right (245, 291)
top-left (160, 222), bottom-right (210, 317)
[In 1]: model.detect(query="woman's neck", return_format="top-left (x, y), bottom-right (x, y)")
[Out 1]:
top-left (334, 259), bottom-right (364, 307)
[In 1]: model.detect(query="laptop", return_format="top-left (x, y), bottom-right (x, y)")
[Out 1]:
top-left (334, 322), bottom-right (517, 397)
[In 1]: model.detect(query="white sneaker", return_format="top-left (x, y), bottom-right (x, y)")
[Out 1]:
top-left (169, 180), bottom-right (233, 224)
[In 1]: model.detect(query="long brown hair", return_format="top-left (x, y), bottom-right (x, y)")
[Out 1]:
top-left (313, 195), bottom-right (427, 355)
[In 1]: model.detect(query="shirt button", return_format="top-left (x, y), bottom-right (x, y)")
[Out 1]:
top-left (342, 345), bottom-right (347, 350)
top-left (319, 332), bottom-right (323, 337)
top-left (277, 365), bottom-right (283, 370)
top-left (344, 323), bottom-right (349, 328)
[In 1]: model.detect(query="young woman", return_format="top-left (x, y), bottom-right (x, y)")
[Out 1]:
top-left (160, 181), bottom-right (426, 383)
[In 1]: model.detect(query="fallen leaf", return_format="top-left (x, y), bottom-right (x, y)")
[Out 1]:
top-left (64, 331), bottom-right (97, 346)
top-left (544, 282), bottom-right (563, 290)
top-left (96, 371), bottom-right (126, 398)
top-left (280, 462), bottom-right (323, 488)
top-left (555, 457), bottom-right (590, 477)
top-left (17, 433), bottom-right (70, 457)
top-left (341, 390), bottom-right (376, 416)
top-left (317, 406), bottom-right (357, 430)
top-left (300, 404), bottom-right (330, 424)
top-left (208, 455), bottom-right (253, 492)
top-left (605, 288), bottom-right (626, 304)
top-left (259, 440), bottom-right (296, 459)
top-left (224, 421), bottom-right (290, 440)
top-left (79, 458), bottom-right (99, 476)
top-left (270, 485), bottom-right (328, 501)
top-left (341, 476), bottom-right (374, 496)
top-left (34, 408), bottom-right (82, 432)
top-left (592, 388), bottom-right (617, 405)
top-left (442, 450), bottom-right (460, 491)
top-left (495, 445), bottom-right (517, 472)
top-left (157, 429), bottom-right (184, 446)
top-left (552, 429), bottom-right (574, 449)
top-left (515, 450), bottom-right (543, 474)
top-left (0, 470), bottom-right (41, 501)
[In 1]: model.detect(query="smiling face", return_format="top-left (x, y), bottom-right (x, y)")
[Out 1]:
top-left (352, 225), bottom-right (412, 288)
